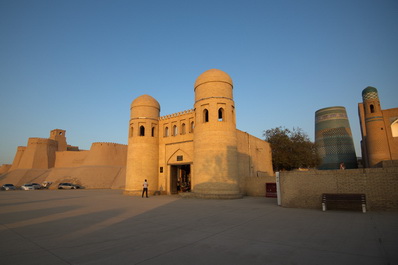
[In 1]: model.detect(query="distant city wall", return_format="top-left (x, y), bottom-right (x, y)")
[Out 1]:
top-left (0, 164), bottom-right (11, 175)
top-left (0, 166), bottom-right (126, 190)
top-left (47, 166), bottom-right (125, 189)
top-left (55, 151), bottom-right (90, 168)
top-left (0, 169), bottom-right (51, 186)
top-left (54, 143), bottom-right (127, 168)
top-left (83, 142), bottom-right (127, 166)
top-left (17, 138), bottom-right (58, 169)
top-left (280, 167), bottom-right (398, 211)
top-left (0, 142), bottom-right (128, 189)
top-left (10, 146), bottom-right (26, 170)
top-left (0, 128), bottom-right (128, 188)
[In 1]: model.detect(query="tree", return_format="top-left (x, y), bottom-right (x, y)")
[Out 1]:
top-left (263, 127), bottom-right (320, 171)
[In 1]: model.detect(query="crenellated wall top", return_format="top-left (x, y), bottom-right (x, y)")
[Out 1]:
top-left (159, 109), bottom-right (194, 120)
top-left (91, 142), bottom-right (128, 147)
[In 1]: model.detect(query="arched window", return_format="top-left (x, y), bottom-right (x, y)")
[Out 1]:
top-left (203, 109), bottom-right (209, 123)
top-left (151, 127), bottom-right (155, 137)
top-left (181, 123), bottom-right (186, 135)
top-left (173, 125), bottom-right (178, 136)
top-left (130, 126), bottom-right (134, 137)
top-left (165, 127), bottom-right (169, 137)
top-left (218, 108), bottom-right (224, 121)
top-left (370, 104), bottom-right (375, 113)
top-left (140, 126), bottom-right (145, 136)
top-left (190, 121), bottom-right (194, 133)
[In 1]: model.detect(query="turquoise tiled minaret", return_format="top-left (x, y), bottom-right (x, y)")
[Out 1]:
top-left (315, 106), bottom-right (358, 169)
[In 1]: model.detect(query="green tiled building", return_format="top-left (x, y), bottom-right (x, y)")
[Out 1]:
top-left (315, 106), bottom-right (358, 169)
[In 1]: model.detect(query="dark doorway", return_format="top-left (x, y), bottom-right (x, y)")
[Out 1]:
top-left (266, 183), bottom-right (277, 198)
top-left (170, 164), bottom-right (191, 194)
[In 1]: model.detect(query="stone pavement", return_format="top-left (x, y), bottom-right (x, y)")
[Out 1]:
top-left (0, 189), bottom-right (397, 265)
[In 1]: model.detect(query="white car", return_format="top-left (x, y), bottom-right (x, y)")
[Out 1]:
top-left (31, 183), bottom-right (42, 189)
top-left (21, 184), bottom-right (35, 190)
top-left (58, 183), bottom-right (81, 189)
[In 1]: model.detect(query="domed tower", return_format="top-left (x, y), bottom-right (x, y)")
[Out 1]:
top-left (193, 69), bottom-right (241, 198)
top-left (125, 95), bottom-right (160, 195)
top-left (361, 86), bottom-right (390, 167)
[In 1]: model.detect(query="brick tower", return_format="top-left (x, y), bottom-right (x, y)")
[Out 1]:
top-left (360, 86), bottom-right (391, 167)
top-left (192, 69), bottom-right (241, 198)
top-left (125, 95), bottom-right (160, 195)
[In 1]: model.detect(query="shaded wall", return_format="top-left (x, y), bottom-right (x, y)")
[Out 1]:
top-left (280, 168), bottom-right (398, 211)
top-left (236, 130), bottom-right (274, 195)
top-left (244, 176), bottom-right (276, 197)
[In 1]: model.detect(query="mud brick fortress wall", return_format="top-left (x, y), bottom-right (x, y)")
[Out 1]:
top-left (0, 133), bottom-right (127, 190)
top-left (279, 163), bottom-right (398, 211)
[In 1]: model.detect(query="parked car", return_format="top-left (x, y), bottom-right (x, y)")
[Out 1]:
top-left (2, 184), bottom-right (16, 190)
top-left (58, 183), bottom-right (81, 189)
top-left (21, 184), bottom-right (35, 190)
top-left (31, 183), bottom-right (42, 189)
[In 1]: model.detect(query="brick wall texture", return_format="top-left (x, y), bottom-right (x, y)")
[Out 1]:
top-left (280, 168), bottom-right (398, 211)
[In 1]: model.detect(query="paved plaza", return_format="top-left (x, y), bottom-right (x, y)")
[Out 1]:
top-left (1, 189), bottom-right (397, 265)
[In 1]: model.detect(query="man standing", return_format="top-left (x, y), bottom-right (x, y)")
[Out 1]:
top-left (142, 179), bottom-right (148, 198)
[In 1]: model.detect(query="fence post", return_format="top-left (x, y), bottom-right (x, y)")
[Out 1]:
top-left (276, 172), bottom-right (281, 206)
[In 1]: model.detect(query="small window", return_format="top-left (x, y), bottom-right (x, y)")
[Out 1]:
top-left (165, 127), bottom-right (169, 137)
top-left (190, 121), bottom-right (194, 133)
top-left (370, 104), bottom-right (375, 113)
top-left (130, 126), bottom-right (134, 137)
top-left (151, 127), bottom-right (155, 137)
top-left (173, 125), bottom-right (178, 136)
top-left (181, 123), bottom-right (186, 135)
top-left (203, 109), bottom-right (209, 123)
top-left (218, 108), bottom-right (224, 121)
top-left (140, 126), bottom-right (145, 136)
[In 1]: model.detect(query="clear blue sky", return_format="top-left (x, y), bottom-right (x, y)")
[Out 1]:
top-left (1, 0), bottom-right (397, 165)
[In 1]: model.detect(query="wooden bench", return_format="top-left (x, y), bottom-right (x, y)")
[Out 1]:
top-left (322, 193), bottom-right (366, 213)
